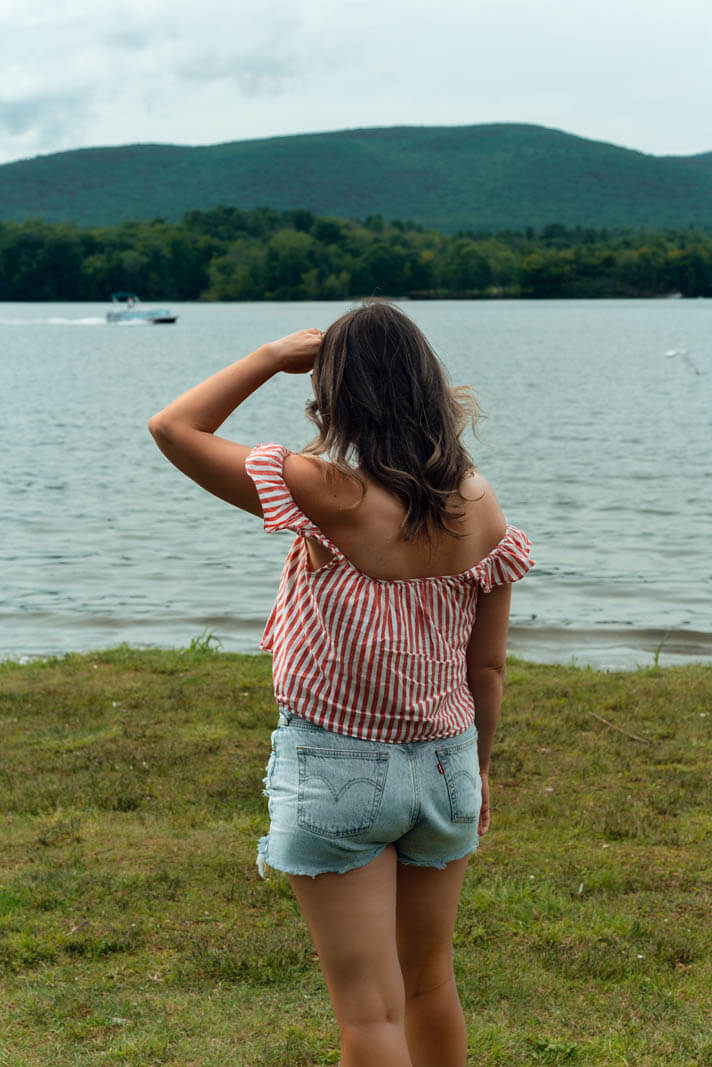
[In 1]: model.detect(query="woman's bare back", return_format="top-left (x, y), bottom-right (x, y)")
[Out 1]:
top-left (284, 453), bottom-right (506, 581)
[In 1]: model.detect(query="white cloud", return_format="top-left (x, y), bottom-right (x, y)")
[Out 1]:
top-left (0, 0), bottom-right (710, 164)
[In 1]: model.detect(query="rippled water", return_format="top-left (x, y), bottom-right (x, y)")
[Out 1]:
top-left (2, 299), bottom-right (710, 669)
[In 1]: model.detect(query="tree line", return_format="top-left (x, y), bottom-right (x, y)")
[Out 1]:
top-left (1, 207), bottom-right (711, 301)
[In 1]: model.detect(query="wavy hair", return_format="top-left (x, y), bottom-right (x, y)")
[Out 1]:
top-left (305, 301), bottom-right (478, 541)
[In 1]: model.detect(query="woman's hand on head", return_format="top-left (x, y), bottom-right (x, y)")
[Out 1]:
top-left (267, 328), bottom-right (323, 374)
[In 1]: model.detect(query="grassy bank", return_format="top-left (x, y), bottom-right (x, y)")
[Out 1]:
top-left (0, 647), bottom-right (710, 1065)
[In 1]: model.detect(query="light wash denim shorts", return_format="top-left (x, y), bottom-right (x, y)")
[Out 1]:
top-left (257, 707), bottom-right (482, 878)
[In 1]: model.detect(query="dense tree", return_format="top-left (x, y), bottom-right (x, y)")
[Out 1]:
top-left (0, 221), bottom-right (84, 299)
top-left (1, 211), bottom-right (711, 301)
top-left (444, 238), bottom-right (492, 293)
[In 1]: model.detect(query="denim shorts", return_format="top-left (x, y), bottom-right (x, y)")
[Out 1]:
top-left (257, 707), bottom-right (482, 879)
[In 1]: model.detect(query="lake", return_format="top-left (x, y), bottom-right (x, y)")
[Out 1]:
top-left (2, 299), bottom-right (710, 669)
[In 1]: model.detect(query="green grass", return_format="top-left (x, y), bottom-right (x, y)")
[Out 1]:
top-left (1, 647), bottom-right (710, 1065)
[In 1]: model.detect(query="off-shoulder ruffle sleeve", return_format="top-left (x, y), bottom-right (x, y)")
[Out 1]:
top-left (469, 524), bottom-right (534, 593)
top-left (244, 443), bottom-right (342, 554)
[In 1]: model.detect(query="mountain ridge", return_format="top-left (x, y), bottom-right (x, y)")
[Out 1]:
top-left (2, 123), bottom-right (711, 232)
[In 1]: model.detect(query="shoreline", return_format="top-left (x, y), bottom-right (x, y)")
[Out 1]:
top-left (3, 634), bottom-right (711, 674)
top-left (507, 625), bottom-right (712, 671)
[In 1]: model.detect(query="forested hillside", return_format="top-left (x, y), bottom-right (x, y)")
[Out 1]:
top-left (1, 208), bottom-right (710, 301)
top-left (1, 124), bottom-right (712, 232)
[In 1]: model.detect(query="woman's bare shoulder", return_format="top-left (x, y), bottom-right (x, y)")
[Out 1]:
top-left (283, 452), bottom-right (362, 520)
top-left (460, 471), bottom-right (507, 550)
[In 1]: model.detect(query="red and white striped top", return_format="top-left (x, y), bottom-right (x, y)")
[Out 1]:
top-left (245, 443), bottom-right (534, 744)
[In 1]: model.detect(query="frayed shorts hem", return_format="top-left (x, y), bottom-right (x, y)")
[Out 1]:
top-left (256, 836), bottom-right (477, 879)
top-left (396, 843), bottom-right (479, 870)
top-left (257, 836), bottom-right (388, 879)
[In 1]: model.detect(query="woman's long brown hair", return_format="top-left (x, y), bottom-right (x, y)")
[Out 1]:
top-left (305, 301), bottom-right (478, 541)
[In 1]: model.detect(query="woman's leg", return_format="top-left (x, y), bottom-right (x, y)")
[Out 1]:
top-left (395, 856), bottom-right (470, 1067)
top-left (288, 845), bottom-right (411, 1067)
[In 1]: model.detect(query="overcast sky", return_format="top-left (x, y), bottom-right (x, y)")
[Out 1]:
top-left (1, 0), bottom-right (710, 167)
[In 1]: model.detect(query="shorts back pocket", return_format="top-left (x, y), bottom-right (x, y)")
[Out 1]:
top-left (435, 738), bottom-right (481, 824)
top-left (296, 747), bottom-right (389, 838)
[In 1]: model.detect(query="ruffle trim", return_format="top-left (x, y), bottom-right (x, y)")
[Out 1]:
top-left (469, 524), bottom-right (534, 593)
top-left (245, 443), bottom-right (342, 555)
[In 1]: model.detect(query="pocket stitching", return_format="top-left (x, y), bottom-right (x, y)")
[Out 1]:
top-left (436, 743), bottom-right (480, 824)
top-left (296, 748), bottom-right (389, 838)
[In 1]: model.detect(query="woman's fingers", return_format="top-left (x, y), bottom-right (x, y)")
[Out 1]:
top-left (479, 773), bottom-right (490, 835)
top-left (271, 328), bottom-right (323, 373)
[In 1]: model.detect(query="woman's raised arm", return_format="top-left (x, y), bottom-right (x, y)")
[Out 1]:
top-left (147, 329), bottom-right (322, 514)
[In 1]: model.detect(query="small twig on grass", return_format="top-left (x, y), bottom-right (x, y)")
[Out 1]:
top-left (589, 711), bottom-right (653, 743)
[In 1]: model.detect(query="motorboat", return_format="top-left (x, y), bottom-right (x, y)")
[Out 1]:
top-left (106, 292), bottom-right (178, 324)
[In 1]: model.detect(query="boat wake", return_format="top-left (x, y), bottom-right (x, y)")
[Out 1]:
top-left (49, 316), bottom-right (106, 325)
top-left (0, 316), bottom-right (105, 326)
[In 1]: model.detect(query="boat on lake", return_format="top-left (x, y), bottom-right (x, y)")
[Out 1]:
top-left (106, 293), bottom-right (178, 325)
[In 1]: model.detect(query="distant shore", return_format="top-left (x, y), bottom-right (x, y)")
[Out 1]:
top-left (2, 212), bottom-right (711, 301)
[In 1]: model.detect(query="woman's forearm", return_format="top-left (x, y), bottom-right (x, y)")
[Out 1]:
top-left (148, 343), bottom-right (280, 437)
top-left (145, 328), bottom-right (320, 512)
top-left (468, 665), bottom-right (504, 775)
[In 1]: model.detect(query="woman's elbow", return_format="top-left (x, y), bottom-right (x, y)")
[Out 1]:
top-left (467, 661), bottom-right (506, 695)
top-left (148, 412), bottom-right (170, 443)
top-left (469, 661), bottom-right (506, 682)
